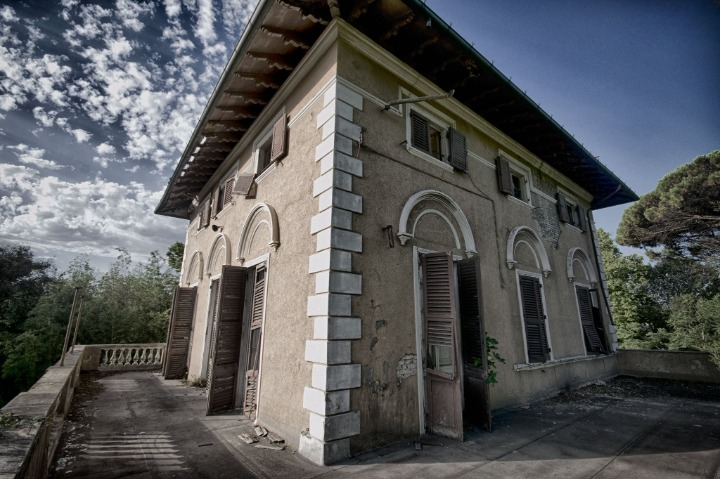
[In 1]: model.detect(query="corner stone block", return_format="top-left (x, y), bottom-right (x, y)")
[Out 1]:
top-left (315, 134), bottom-right (353, 161)
top-left (314, 316), bottom-right (362, 340)
top-left (298, 434), bottom-right (350, 466)
top-left (305, 340), bottom-right (351, 364)
top-left (315, 228), bottom-right (362, 253)
top-left (312, 363), bottom-right (361, 391)
top-left (318, 189), bottom-right (362, 214)
top-left (315, 271), bottom-right (362, 295)
top-left (319, 151), bottom-right (363, 177)
top-left (307, 293), bottom-right (352, 317)
top-left (312, 169), bottom-right (353, 197)
top-left (323, 116), bottom-right (362, 142)
top-left (309, 411), bottom-right (360, 442)
top-left (310, 208), bottom-right (353, 234)
top-left (308, 249), bottom-right (352, 273)
top-left (303, 387), bottom-right (350, 416)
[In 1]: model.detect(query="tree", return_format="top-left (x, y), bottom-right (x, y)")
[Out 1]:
top-left (617, 150), bottom-right (720, 261)
top-left (166, 242), bottom-right (184, 274)
top-left (597, 229), bottom-right (665, 348)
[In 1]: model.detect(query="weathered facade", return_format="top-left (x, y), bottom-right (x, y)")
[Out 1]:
top-left (156, 0), bottom-right (637, 466)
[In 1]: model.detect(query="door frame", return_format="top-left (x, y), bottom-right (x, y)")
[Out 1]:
top-left (201, 274), bottom-right (222, 380)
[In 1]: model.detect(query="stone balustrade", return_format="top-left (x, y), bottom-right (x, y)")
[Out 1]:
top-left (96, 344), bottom-right (165, 370)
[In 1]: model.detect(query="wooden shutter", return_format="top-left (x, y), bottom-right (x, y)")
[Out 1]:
top-left (519, 275), bottom-right (550, 363)
top-left (223, 177), bottom-right (235, 207)
top-left (496, 157), bottom-right (513, 194)
top-left (576, 286), bottom-right (603, 353)
top-left (576, 205), bottom-right (587, 232)
top-left (202, 200), bottom-right (211, 228)
top-left (163, 286), bottom-right (196, 379)
top-left (422, 252), bottom-right (457, 378)
top-left (232, 173), bottom-right (256, 198)
top-left (206, 265), bottom-right (247, 415)
top-left (556, 193), bottom-right (570, 223)
top-left (410, 111), bottom-right (430, 153)
top-left (269, 114), bottom-right (287, 163)
top-left (244, 264), bottom-right (267, 419)
top-left (448, 127), bottom-right (468, 172)
top-left (457, 258), bottom-right (492, 431)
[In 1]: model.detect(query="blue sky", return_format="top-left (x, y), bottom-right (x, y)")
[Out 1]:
top-left (0, 0), bottom-right (718, 270)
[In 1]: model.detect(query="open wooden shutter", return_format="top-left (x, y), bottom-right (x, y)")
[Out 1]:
top-left (576, 286), bottom-right (603, 353)
top-left (496, 157), bottom-right (513, 194)
top-left (232, 173), bottom-right (256, 198)
top-left (206, 265), bottom-right (247, 415)
top-left (423, 252), bottom-right (457, 376)
top-left (576, 205), bottom-right (587, 232)
top-left (457, 258), bottom-right (491, 432)
top-left (163, 286), bottom-right (196, 379)
top-left (269, 114), bottom-right (287, 162)
top-left (244, 264), bottom-right (266, 420)
top-left (519, 275), bottom-right (550, 363)
top-left (556, 193), bottom-right (570, 223)
top-left (448, 127), bottom-right (468, 172)
top-left (202, 200), bottom-right (211, 228)
top-left (410, 111), bottom-right (430, 153)
top-left (223, 177), bottom-right (235, 207)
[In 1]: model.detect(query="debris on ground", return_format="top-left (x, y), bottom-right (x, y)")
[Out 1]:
top-left (255, 444), bottom-right (286, 451)
top-left (239, 433), bottom-right (258, 444)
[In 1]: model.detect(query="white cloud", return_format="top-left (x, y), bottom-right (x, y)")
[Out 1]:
top-left (8, 144), bottom-right (64, 170)
top-left (0, 6), bottom-right (19, 23)
top-left (117, 0), bottom-right (154, 32)
top-left (70, 128), bottom-right (91, 143)
top-left (96, 142), bottom-right (116, 156)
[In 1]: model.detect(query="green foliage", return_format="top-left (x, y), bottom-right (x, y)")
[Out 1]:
top-left (664, 294), bottom-right (720, 365)
top-left (167, 242), bottom-right (184, 274)
top-left (597, 229), bottom-right (665, 347)
top-left (617, 150), bottom-right (720, 261)
top-left (473, 334), bottom-right (506, 386)
top-left (0, 244), bottom-right (179, 407)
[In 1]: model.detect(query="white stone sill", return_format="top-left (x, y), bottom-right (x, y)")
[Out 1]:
top-left (514, 353), bottom-right (613, 372)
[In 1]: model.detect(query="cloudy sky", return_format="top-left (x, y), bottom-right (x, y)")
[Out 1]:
top-left (1, 0), bottom-right (719, 271)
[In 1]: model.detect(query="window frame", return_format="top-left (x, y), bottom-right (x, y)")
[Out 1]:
top-left (252, 110), bottom-right (287, 182)
top-left (497, 151), bottom-right (533, 207)
top-left (404, 101), bottom-right (456, 171)
top-left (515, 270), bottom-right (553, 364)
top-left (556, 189), bottom-right (586, 231)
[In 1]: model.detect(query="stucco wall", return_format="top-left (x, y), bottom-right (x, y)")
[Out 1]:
top-left (618, 349), bottom-right (720, 383)
top-left (179, 43), bottom-right (340, 451)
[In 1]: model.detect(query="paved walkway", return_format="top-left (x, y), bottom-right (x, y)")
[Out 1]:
top-left (51, 372), bottom-right (720, 478)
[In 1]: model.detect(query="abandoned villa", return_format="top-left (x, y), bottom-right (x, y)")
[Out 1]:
top-left (155, 0), bottom-right (638, 466)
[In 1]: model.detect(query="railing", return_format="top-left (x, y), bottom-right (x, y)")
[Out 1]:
top-left (96, 344), bottom-right (165, 370)
top-left (0, 343), bottom-right (166, 479)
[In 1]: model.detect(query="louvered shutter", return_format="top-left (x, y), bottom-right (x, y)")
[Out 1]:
top-left (422, 252), bottom-right (457, 378)
top-left (269, 114), bottom-right (287, 163)
top-left (448, 127), bottom-right (468, 172)
top-left (244, 264), bottom-right (266, 419)
top-left (556, 193), bottom-right (570, 223)
top-left (223, 177), bottom-right (235, 207)
top-left (410, 111), bottom-right (430, 153)
top-left (202, 200), bottom-right (211, 228)
top-left (576, 286), bottom-right (603, 353)
top-left (496, 157), bottom-right (513, 195)
top-left (207, 265), bottom-right (247, 415)
top-left (232, 173), bottom-right (256, 198)
top-left (163, 286), bottom-right (196, 379)
top-left (576, 205), bottom-right (587, 232)
top-left (519, 275), bottom-right (550, 363)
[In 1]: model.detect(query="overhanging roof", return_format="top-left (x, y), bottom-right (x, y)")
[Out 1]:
top-left (156, 0), bottom-right (638, 219)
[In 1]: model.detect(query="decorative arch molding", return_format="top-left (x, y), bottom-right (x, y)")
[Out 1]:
top-left (206, 233), bottom-right (231, 277)
top-left (185, 250), bottom-right (203, 285)
top-left (237, 202), bottom-right (280, 264)
top-left (507, 226), bottom-right (552, 277)
top-left (566, 247), bottom-right (597, 284)
top-left (397, 189), bottom-right (477, 257)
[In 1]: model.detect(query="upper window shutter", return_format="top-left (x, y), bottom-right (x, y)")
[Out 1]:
top-left (576, 286), bottom-right (603, 353)
top-left (519, 275), bottom-right (550, 363)
top-left (421, 252), bottom-right (458, 378)
top-left (223, 177), bottom-right (235, 207)
top-left (556, 193), bottom-right (570, 223)
top-left (202, 200), bottom-right (211, 228)
top-left (250, 264), bottom-right (266, 330)
top-left (410, 111), bottom-right (430, 153)
top-left (163, 286), bottom-right (197, 379)
top-left (576, 205), bottom-right (587, 232)
top-left (269, 114), bottom-right (287, 163)
top-left (448, 127), bottom-right (467, 172)
top-left (496, 157), bottom-right (513, 194)
top-left (232, 173), bottom-right (257, 198)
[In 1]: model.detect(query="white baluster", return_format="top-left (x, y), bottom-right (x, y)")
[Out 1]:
top-left (140, 348), bottom-right (148, 365)
top-left (109, 349), bottom-right (117, 366)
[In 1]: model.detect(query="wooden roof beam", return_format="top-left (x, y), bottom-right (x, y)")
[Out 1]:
top-left (247, 51), bottom-right (295, 70)
top-left (380, 11), bottom-right (415, 41)
top-left (206, 120), bottom-right (251, 131)
top-left (260, 25), bottom-right (312, 49)
top-left (233, 71), bottom-right (282, 89)
top-left (223, 91), bottom-right (270, 105)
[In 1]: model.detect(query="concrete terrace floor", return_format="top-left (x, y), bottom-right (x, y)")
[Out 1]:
top-left (51, 371), bottom-right (720, 479)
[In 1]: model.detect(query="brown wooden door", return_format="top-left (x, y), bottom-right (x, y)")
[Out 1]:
top-left (163, 286), bottom-right (196, 379)
top-left (422, 252), bottom-right (463, 440)
top-left (457, 258), bottom-right (492, 432)
top-left (207, 266), bottom-right (247, 415)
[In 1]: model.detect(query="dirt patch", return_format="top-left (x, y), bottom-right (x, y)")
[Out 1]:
top-left (555, 376), bottom-right (720, 403)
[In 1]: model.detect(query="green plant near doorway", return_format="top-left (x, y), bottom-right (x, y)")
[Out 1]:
top-left (474, 334), bottom-right (506, 385)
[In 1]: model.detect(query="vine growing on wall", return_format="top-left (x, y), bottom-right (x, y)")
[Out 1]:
top-left (474, 334), bottom-right (506, 385)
